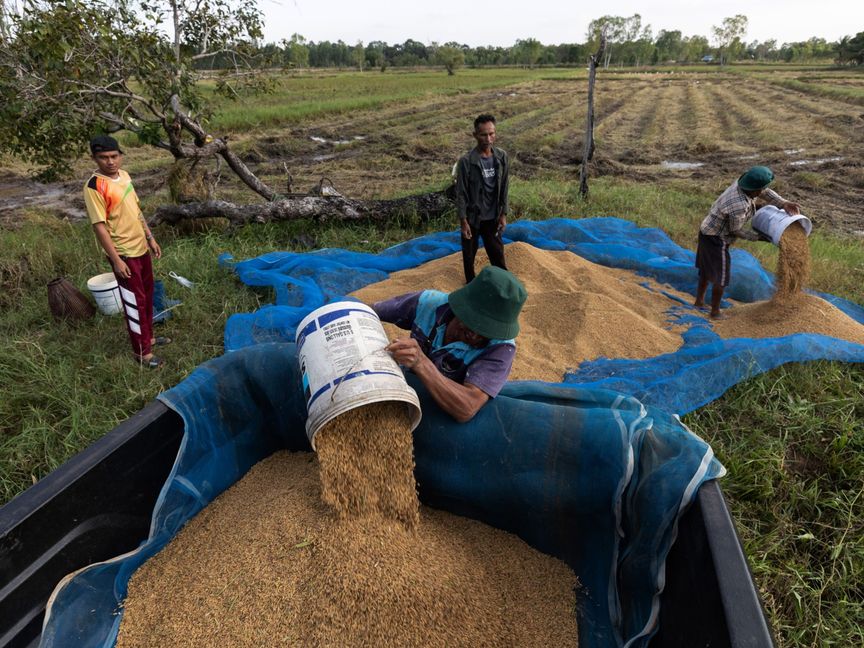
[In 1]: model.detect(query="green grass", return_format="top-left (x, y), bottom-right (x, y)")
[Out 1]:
top-left (758, 76), bottom-right (864, 106)
top-left (0, 209), bottom-right (457, 501)
top-left (2, 66), bottom-right (864, 648)
top-left (685, 361), bottom-right (864, 647)
top-left (207, 68), bottom-right (564, 131)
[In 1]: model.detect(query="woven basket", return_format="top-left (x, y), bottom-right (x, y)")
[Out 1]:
top-left (47, 277), bottom-right (96, 322)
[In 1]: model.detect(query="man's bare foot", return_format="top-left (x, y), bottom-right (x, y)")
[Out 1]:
top-left (710, 311), bottom-right (727, 320)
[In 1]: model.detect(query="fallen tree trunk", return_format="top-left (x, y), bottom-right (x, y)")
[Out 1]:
top-left (150, 188), bottom-right (455, 227)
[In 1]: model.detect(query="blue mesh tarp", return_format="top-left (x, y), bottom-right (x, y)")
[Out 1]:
top-left (41, 343), bottom-right (723, 648)
top-left (41, 217), bottom-right (864, 648)
top-left (222, 217), bottom-right (864, 415)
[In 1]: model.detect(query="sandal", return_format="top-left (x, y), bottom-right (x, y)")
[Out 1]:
top-left (153, 336), bottom-right (173, 347)
top-left (138, 355), bottom-right (165, 369)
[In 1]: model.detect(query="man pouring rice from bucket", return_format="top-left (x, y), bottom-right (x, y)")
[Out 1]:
top-left (694, 165), bottom-right (801, 319)
top-left (371, 266), bottom-right (527, 423)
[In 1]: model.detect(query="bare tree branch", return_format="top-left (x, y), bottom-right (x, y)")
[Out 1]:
top-left (150, 189), bottom-right (456, 227)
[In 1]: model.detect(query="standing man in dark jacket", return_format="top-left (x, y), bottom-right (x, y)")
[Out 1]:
top-left (456, 114), bottom-right (510, 283)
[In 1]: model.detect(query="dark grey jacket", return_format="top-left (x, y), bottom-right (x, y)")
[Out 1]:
top-left (455, 147), bottom-right (510, 228)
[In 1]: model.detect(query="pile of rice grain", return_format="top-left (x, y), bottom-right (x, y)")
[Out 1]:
top-left (115, 444), bottom-right (580, 648)
top-left (714, 222), bottom-right (864, 343)
top-left (354, 241), bottom-right (691, 381)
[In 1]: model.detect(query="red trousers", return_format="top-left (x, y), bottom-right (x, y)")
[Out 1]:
top-left (112, 253), bottom-right (154, 358)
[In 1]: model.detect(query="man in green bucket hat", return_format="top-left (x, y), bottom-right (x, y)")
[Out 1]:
top-left (372, 265), bottom-right (527, 422)
top-left (694, 165), bottom-right (801, 319)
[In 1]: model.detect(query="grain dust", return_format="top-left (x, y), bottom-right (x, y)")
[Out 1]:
top-left (116, 451), bottom-right (579, 648)
top-left (315, 401), bottom-right (419, 529)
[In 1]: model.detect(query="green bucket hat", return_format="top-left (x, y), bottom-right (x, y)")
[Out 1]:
top-left (448, 266), bottom-right (527, 340)
top-left (737, 166), bottom-right (774, 192)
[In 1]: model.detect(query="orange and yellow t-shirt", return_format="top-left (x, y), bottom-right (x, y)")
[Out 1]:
top-left (83, 170), bottom-right (148, 257)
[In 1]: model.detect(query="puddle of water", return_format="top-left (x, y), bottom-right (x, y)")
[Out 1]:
top-left (310, 135), bottom-right (365, 145)
top-left (737, 154), bottom-right (759, 160)
top-left (312, 154), bottom-right (337, 162)
top-left (661, 161), bottom-right (705, 170)
top-left (789, 156), bottom-right (843, 167)
top-left (784, 148), bottom-right (805, 155)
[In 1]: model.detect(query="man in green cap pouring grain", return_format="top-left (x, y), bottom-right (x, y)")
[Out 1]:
top-left (372, 265), bottom-right (527, 423)
top-left (695, 166), bottom-right (801, 318)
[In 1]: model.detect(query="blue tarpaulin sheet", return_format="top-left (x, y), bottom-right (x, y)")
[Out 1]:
top-left (222, 217), bottom-right (864, 415)
top-left (41, 217), bottom-right (864, 648)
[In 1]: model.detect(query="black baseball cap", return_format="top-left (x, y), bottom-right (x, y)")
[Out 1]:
top-left (89, 135), bottom-right (124, 155)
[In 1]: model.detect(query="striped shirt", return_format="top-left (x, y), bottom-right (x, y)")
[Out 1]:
top-left (700, 181), bottom-right (786, 244)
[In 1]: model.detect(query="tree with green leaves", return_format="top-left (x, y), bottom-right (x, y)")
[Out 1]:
top-left (137, 0), bottom-right (263, 66)
top-left (353, 40), bottom-right (365, 71)
top-left (365, 40), bottom-right (386, 71)
top-left (748, 39), bottom-right (778, 62)
top-left (0, 0), bottom-right (277, 199)
top-left (512, 38), bottom-right (543, 67)
top-left (837, 31), bottom-right (864, 65)
top-left (586, 14), bottom-right (649, 68)
top-left (434, 43), bottom-right (465, 75)
top-left (712, 14), bottom-right (748, 65)
top-left (653, 30), bottom-right (684, 63)
top-left (680, 35), bottom-right (710, 63)
top-left (285, 33), bottom-right (309, 68)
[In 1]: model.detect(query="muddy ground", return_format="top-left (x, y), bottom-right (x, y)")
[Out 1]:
top-left (2, 71), bottom-right (864, 236)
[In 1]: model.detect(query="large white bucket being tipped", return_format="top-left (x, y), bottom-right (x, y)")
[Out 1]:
top-left (296, 301), bottom-right (421, 449)
top-left (752, 205), bottom-right (812, 246)
top-left (86, 272), bottom-right (122, 315)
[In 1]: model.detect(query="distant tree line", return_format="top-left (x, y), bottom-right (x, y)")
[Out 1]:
top-left (199, 16), bottom-right (864, 71)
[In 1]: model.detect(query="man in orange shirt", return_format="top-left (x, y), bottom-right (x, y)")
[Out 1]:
top-left (83, 135), bottom-right (170, 368)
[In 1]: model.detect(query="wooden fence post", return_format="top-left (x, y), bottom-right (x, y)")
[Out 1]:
top-left (579, 30), bottom-right (607, 198)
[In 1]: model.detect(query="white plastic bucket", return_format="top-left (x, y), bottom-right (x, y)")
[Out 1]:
top-left (296, 301), bottom-right (422, 449)
top-left (752, 205), bottom-right (812, 246)
top-left (86, 272), bottom-right (122, 315)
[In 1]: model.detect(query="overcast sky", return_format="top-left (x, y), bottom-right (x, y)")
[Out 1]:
top-left (261, 0), bottom-right (862, 47)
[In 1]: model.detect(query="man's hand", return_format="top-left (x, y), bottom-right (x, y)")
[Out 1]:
top-left (460, 219), bottom-right (472, 240)
top-left (148, 237), bottom-right (162, 259)
top-left (112, 258), bottom-right (131, 279)
top-left (497, 213), bottom-right (507, 236)
top-left (783, 201), bottom-right (801, 216)
top-left (388, 336), bottom-right (489, 423)
top-left (386, 337), bottom-right (425, 370)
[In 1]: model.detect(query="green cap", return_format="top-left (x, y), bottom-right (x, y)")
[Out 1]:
top-left (737, 166), bottom-right (774, 192)
top-left (448, 266), bottom-right (527, 340)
